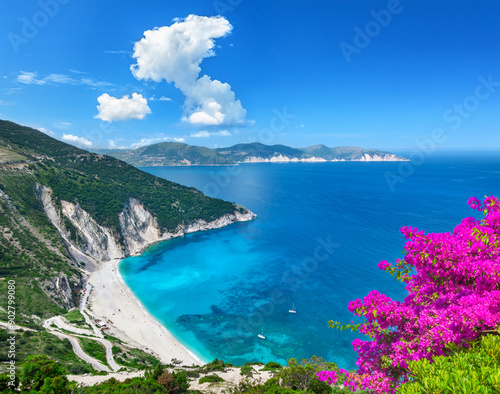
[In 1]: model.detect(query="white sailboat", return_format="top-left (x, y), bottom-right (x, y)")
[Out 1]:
top-left (289, 302), bottom-right (296, 314)
top-left (258, 326), bottom-right (265, 339)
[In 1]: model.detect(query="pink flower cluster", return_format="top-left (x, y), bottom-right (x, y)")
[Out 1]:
top-left (318, 196), bottom-right (500, 392)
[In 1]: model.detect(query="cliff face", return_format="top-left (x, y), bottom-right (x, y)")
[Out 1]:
top-left (36, 184), bottom-right (256, 272)
top-left (244, 155), bottom-right (328, 163)
top-left (243, 153), bottom-right (407, 163)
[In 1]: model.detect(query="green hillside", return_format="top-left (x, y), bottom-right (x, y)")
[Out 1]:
top-left (0, 120), bottom-right (248, 326)
top-left (96, 142), bottom-right (235, 166)
top-left (216, 143), bottom-right (303, 161)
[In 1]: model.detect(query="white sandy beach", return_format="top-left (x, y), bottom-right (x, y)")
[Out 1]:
top-left (87, 258), bottom-right (203, 366)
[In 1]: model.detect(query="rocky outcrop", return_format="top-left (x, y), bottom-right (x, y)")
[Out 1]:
top-left (119, 198), bottom-right (173, 256)
top-left (36, 185), bottom-right (256, 271)
top-left (35, 184), bottom-right (125, 267)
top-left (358, 153), bottom-right (408, 162)
top-left (244, 155), bottom-right (327, 163)
top-left (184, 210), bottom-right (257, 233)
top-left (243, 154), bottom-right (407, 163)
top-left (41, 274), bottom-right (74, 310)
top-left (61, 201), bottom-right (124, 262)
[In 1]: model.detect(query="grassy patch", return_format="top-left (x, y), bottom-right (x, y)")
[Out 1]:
top-left (0, 279), bottom-right (65, 328)
top-left (0, 146), bottom-right (26, 164)
top-left (0, 328), bottom-right (93, 374)
top-left (114, 346), bottom-right (161, 370)
top-left (63, 309), bottom-right (85, 324)
top-left (199, 374), bottom-right (224, 384)
top-left (78, 337), bottom-right (108, 367)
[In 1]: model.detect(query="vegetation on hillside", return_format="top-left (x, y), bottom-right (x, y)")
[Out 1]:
top-left (0, 120), bottom-right (248, 326)
top-left (0, 120), bottom-right (246, 234)
top-left (96, 141), bottom-right (408, 167)
top-left (0, 328), bottom-right (94, 375)
top-left (96, 142), bottom-right (235, 166)
top-left (216, 143), bottom-right (406, 162)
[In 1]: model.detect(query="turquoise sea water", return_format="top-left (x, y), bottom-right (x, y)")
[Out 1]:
top-left (120, 153), bottom-right (500, 369)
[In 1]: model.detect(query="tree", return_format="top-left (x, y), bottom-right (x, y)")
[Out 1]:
top-left (20, 354), bottom-right (69, 393)
top-left (277, 358), bottom-right (333, 393)
top-left (157, 370), bottom-right (189, 394)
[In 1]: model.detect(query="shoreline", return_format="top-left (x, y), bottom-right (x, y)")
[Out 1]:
top-left (138, 158), bottom-right (410, 167)
top-left (87, 257), bottom-right (204, 366)
top-left (84, 213), bottom-right (256, 366)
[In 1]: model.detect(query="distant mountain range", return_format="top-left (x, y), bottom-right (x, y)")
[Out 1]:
top-left (95, 142), bottom-right (409, 166)
top-left (96, 142), bottom-right (233, 166)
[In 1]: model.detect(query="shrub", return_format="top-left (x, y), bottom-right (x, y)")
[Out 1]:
top-left (199, 374), bottom-right (225, 384)
top-left (240, 364), bottom-right (254, 376)
top-left (263, 361), bottom-right (283, 371)
top-left (398, 334), bottom-right (500, 393)
top-left (319, 196), bottom-right (500, 393)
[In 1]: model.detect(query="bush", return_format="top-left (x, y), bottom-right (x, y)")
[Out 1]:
top-left (199, 374), bottom-right (225, 384)
top-left (398, 334), bottom-right (500, 393)
top-left (263, 361), bottom-right (283, 371)
top-left (157, 370), bottom-right (189, 393)
top-left (20, 354), bottom-right (69, 392)
top-left (202, 358), bottom-right (227, 372)
top-left (240, 364), bottom-right (254, 376)
top-left (185, 370), bottom-right (200, 378)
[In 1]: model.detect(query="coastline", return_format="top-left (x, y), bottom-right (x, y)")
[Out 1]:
top-left (88, 258), bottom-right (204, 366)
top-left (84, 212), bottom-right (257, 366)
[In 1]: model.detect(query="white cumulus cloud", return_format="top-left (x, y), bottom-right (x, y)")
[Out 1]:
top-left (95, 93), bottom-right (151, 122)
top-left (131, 15), bottom-right (247, 127)
top-left (62, 134), bottom-right (93, 147)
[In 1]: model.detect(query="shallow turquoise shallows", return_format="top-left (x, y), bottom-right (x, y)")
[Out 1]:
top-left (120, 153), bottom-right (500, 369)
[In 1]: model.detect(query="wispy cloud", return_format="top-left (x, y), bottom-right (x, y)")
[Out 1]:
top-left (53, 121), bottom-right (72, 129)
top-left (104, 50), bottom-right (131, 55)
top-left (130, 136), bottom-right (169, 149)
top-left (15, 71), bottom-right (113, 88)
top-left (17, 72), bottom-right (46, 85)
top-left (190, 130), bottom-right (231, 138)
top-left (149, 96), bottom-right (173, 102)
top-left (108, 139), bottom-right (128, 149)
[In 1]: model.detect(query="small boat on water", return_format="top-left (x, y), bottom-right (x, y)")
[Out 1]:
top-left (289, 302), bottom-right (296, 314)
top-left (258, 326), bottom-right (265, 339)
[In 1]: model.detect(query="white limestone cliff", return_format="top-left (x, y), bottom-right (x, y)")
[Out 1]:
top-left (35, 184), bottom-right (256, 271)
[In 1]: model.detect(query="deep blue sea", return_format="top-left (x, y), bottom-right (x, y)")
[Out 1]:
top-left (120, 153), bottom-right (500, 369)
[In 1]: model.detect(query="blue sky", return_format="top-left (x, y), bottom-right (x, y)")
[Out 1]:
top-left (1, 0), bottom-right (499, 151)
